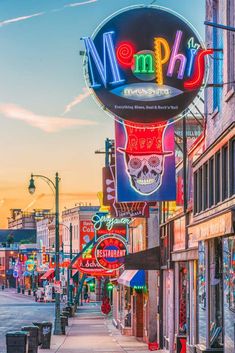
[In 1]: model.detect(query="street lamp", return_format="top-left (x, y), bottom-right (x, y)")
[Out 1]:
top-left (28, 172), bottom-right (62, 335)
top-left (60, 223), bottom-right (73, 306)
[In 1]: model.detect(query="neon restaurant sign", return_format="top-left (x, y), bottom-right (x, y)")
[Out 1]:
top-left (82, 6), bottom-right (212, 123)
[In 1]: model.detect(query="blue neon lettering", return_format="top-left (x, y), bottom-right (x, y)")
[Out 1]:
top-left (82, 32), bottom-right (124, 88)
top-left (186, 48), bottom-right (198, 77)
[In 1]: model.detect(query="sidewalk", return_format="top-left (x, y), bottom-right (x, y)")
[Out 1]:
top-left (43, 303), bottom-right (167, 353)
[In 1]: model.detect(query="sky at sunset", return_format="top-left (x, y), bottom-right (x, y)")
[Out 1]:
top-left (0, 0), bottom-right (204, 228)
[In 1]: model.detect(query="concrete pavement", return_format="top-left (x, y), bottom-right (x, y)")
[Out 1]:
top-left (43, 303), bottom-right (166, 353)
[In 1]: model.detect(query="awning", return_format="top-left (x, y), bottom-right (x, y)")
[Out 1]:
top-left (72, 269), bottom-right (78, 277)
top-left (118, 270), bottom-right (145, 287)
top-left (40, 268), bottom-right (54, 280)
top-left (123, 246), bottom-right (161, 270)
top-left (84, 277), bottom-right (94, 283)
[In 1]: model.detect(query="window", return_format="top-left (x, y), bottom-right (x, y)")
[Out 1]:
top-left (222, 145), bottom-right (229, 200)
top-left (194, 172), bottom-right (198, 214)
top-left (198, 168), bottom-right (203, 212)
top-left (179, 262), bottom-right (188, 334)
top-left (209, 158), bottom-right (215, 207)
top-left (215, 152), bottom-right (221, 204)
top-left (212, 1), bottom-right (223, 110)
top-left (198, 241), bottom-right (206, 345)
top-left (226, 0), bottom-right (235, 92)
top-left (209, 238), bottom-right (223, 348)
top-left (203, 163), bottom-right (208, 210)
top-left (231, 139), bottom-right (235, 196)
top-left (223, 236), bottom-right (235, 353)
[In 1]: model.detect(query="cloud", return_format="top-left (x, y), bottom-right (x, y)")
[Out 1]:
top-left (0, 103), bottom-right (97, 132)
top-left (64, 87), bottom-right (91, 114)
top-left (23, 193), bottom-right (45, 211)
top-left (0, 12), bottom-right (44, 27)
top-left (64, 0), bottom-right (97, 8)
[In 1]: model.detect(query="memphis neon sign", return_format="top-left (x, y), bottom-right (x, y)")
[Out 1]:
top-left (81, 6), bottom-right (212, 123)
top-left (82, 31), bottom-right (212, 92)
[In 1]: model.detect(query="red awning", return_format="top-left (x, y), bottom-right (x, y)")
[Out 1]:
top-left (72, 270), bottom-right (78, 277)
top-left (40, 269), bottom-right (55, 280)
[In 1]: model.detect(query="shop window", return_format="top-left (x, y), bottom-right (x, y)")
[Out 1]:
top-left (209, 158), bottom-right (214, 207)
top-left (179, 262), bottom-right (187, 334)
top-left (198, 241), bottom-right (206, 345)
top-left (124, 287), bottom-right (132, 327)
top-left (222, 145), bottom-right (229, 200)
top-left (215, 151), bottom-right (221, 204)
top-left (223, 236), bottom-right (235, 353)
top-left (209, 238), bottom-right (223, 349)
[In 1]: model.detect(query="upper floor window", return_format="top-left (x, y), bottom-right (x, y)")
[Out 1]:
top-left (226, 0), bottom-right (235, 92)
top-left (212, 1), bottom-right (223, 111)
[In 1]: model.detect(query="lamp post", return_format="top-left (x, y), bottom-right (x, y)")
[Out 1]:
top-left (60, 223), bottom-right (73, 306)
top-left (28, 172), bottom-right (62, 335)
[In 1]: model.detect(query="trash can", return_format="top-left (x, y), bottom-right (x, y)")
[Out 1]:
top-left (60, 316), bottom-right (67, 335)
top-left (71, 305), bottom-right (75, 316)
top-left (6, 331), bottom-right (28, 353)
top-left (17, 286), bottom-right (21, 293)
top-left (32, 322), bottom-right (43, 346)
top-left (40, 322), bottom-right (52, 349)
top-left (64, 306), bottom-right (72, 317)
top-left (28, 289), bottom-right (31, 296)
top-left (62, 310), bottom-right (70, 318)
top-left (22, 288), bottom-right (25, 294)
top-left (22, 326), bottom-right (38, 353)
top-left (60, 314), bottom-right (68, 326)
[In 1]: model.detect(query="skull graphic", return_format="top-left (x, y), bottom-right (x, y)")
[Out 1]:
top-left (125, 153), bottom-right (164, 194)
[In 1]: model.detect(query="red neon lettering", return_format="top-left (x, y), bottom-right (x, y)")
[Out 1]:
top-left (184, 49), bottom-right (213, 90)
top-left (116, 42), bottom-right (135, 67)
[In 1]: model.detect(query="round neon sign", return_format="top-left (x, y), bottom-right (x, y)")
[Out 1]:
top-left (95, 237), bottom-right (127, 271)
top-left (82, 6), bottom-right (211, 123)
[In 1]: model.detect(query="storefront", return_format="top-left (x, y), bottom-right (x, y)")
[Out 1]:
top-left (189, 210), bottom-right (235, 353)
top-left (117, 270), bottom-right (146, 337)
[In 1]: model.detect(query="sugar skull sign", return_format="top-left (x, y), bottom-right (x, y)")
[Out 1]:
top-left (115, 120), bottom-right (176, 202)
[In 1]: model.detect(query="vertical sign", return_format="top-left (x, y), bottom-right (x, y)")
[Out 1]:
top-left (79, 220), bottom-right (95, 251)
top-left (115, 120), bottom-right (176, 202)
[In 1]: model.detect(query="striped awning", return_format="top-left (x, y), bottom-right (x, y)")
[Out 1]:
top-left (118, 270), bottom-right (145, 288)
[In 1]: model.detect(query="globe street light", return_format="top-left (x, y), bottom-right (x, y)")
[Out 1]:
top-left (28, 172), bottom-right (62, 335)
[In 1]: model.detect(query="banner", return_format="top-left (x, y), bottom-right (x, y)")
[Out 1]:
top-left (115, 120), bottom-right (176, 202)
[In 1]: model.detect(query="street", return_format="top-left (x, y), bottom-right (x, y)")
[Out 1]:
top-left (0, 289), bottom-right (54, 353)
